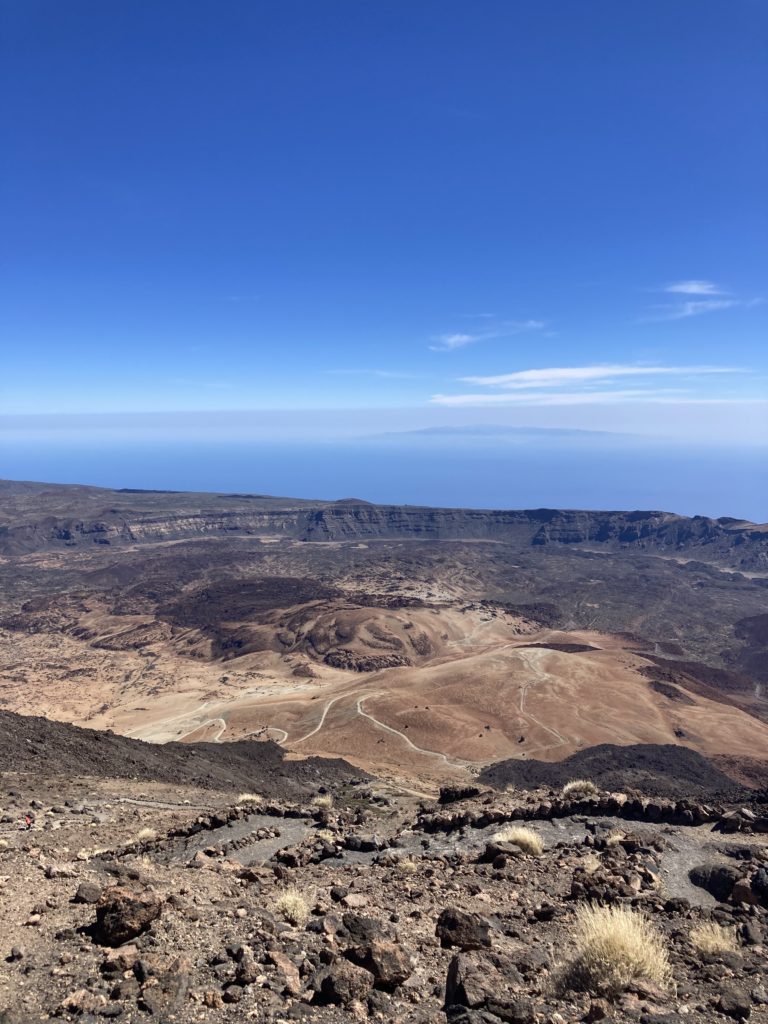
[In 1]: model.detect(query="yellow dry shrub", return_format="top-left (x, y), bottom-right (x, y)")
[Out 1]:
top-left (492, 825), bottom-right (544, 856)
top-left (559, 903), bottom-right (671, 996)
top-left (562, 779), bottom-right (599, 799)
top-left (236, 792), bottom-right (263, 806)
top-left (689, 922), bottom-right (737, 955)
top-left (273, 886), bottom-right (310, 927)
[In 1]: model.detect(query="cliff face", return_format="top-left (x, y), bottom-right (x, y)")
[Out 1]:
top-left (0, 482), bottom-right (766, 570)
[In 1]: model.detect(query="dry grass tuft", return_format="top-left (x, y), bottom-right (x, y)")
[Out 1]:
top-left (315, 828), bottom-right (335, 843)
top-left (492, 824), bottom-right (544, 856)
top-left (689, 922), bottom-right (738, 955)
top-left (236, 792), bottom-right (263, 806)
top-left (0, 839), bottom-right (8, 850)
top-left (562, 779), bottom-right (599, 799)
top-left (558, 903), bottom-right (671, 997)
top-left (314, 794), bottom-right (334, 810)
top-left (580, 853), bottom-right (602, 875)
top-left (135, 827), bottom-right (157, 843)
top-left (396, 856), bottom-right (419, 874)
top-left (273, 886), bottom-right (310, 927)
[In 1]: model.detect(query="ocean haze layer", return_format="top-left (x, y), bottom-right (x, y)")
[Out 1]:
top-left (2, 435), bottom-right (765, 522)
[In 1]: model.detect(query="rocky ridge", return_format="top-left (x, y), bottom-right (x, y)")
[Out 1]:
top-left (1, 481), bottom-right (766, 570)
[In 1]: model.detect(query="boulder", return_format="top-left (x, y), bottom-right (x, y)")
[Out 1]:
top-left (74, 881), bottom-right (102, 905)
top-left (445, 951), bottom-right (527, 1020)
top-left (94, 887), bottom-right (162, 947)
top-left (718, 982), bottom-right (752, 1019)
top-left (346, 938), bottom-right (412, 989)
top-left (316, 960), bottom-right (373, 1005)
top-left (689, 863), bottom-right (741, 902)
top-left (436, 907), bottom-right (494, 950)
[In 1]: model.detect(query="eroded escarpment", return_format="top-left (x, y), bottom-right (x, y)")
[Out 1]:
top-left (1, 479), bottom-right (767, 570)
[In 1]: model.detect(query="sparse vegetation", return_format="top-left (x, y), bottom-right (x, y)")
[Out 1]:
top-left (273, 886), bottom-right (310, 927)
top-left (135, 827), bottom-right (157, 843)
top-left (561, 779), bottom-right (598, 799)
top-left (492, 824), bottom-right (544, 856)
top-left (0, 838), bottom-right (8, 850)
top-left (579, 853), bottom-right (601, 874)
top-left (605, 828), bottom-right (625, 847)
top-left (236, 792), bottom-right (263, 806)
top-left (396, 856), bottom-right (419, 873)
top-left (314, 794), bottom-right (334, 810)
top-left (689, 921), bottom-right (738, 955)
top-left (558, 903), bottom-right (671, 997)
top-left (315, 828), bottom-right (335, 843)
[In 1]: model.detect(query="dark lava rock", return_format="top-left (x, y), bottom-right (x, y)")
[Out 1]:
top-left (436, 907), bottom-right (493, 950)
top-left (94, 886), bottom-right (163, 947)
top-left (718, 982), bottom-right (752, 1019)
top-left (316, 960), bottom-right (373, 1005)
top-left (74, 881), bottom-right (102, 905)
top-left (345, 938), bottom-right (412, 990)
top-left (440, 785), bottom-right (482, 805)
top-left (689, 863), bottom-right (741, 902)
top-left (340, 912), bottom-right (391, 945)
top-left (445, 951), bottom-right (527, 1019)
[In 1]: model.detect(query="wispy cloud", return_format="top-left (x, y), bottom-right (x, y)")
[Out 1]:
top-left (644, 280), bottom-right (761, 320)
top-left (657, 299), bottom-right (738, 320)
top-left (431, 363), bottom-right (746, 407)
top-left (430, 333), bottom-right (479, 351)
top-left (461, 364), bottom-right (741, 390)
top-left (429, 318), bottom-right (545, 351)
top-left (664, 280), bottom-right (727, 296)
top-left (432, 389), bottom-right (695, 406)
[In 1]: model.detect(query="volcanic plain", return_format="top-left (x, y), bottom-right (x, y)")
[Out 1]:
top-left (1, 479), bottom-right (767, 792)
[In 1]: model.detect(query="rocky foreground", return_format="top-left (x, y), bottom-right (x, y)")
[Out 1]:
top-left (0, 773), bottom-right (767, 1024)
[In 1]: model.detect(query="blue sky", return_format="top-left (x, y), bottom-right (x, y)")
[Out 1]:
top-left (1, 0), bottom-right (766, 447)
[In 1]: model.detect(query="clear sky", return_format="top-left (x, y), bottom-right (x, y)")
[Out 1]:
top-left (1, 1), bottom-right (766, 450)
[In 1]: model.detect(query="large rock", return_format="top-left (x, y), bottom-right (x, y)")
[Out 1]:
top-left (436, 907), bottom-right (494, 950)
top-left (718, 982), bottom-right (752, 1020)
top-left (689, 863), bottom-right (741, 902)
top-left (94, 887), bottom-right (162, 946)
top-left (445, 951), bottom-right (529, 1022)
top-left (346, 938), bottom-right (413, 990)
top-left (316, 960), bottom-right (373, 1005)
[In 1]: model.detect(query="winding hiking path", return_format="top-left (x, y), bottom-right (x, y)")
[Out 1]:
top-left (356, 693), bottom-right (469, 768)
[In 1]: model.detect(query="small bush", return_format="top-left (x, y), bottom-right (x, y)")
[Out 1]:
top-left (396, 856), bottom-right (418, 874)
top-left (315, 828), bottom-right (335, 843)
top-left (135, 827), bottom-right (157, 843)
top-left (492, 825), bottom-right (543, 856)
top-left (562, 779), bottom-right (598, 800)
top-left (690, 922), bottom-right (737, 955)
top-left (559, 903), bottom-right (671, 996)
top-left (314, 794), bottom-right (334, 810)
top-left (273, 886), bottom-right (310, 927)
top-left (579, 853), bottom-right (601, 875)
top-left (236, 792), bottom-right (262, 806)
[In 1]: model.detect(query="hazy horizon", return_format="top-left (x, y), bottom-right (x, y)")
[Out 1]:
top-left (3, 430), bottom-right (766, 522)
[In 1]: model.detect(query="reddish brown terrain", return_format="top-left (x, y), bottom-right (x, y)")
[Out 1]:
top-left (1, 479), bottom-right (767, 793)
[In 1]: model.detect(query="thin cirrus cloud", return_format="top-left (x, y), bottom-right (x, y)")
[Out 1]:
top-left (430, 363), bottom-right (745, 406)
top-left (429, 318), bottom-right (545, 351)
top-left (664, 280), bottom-right (728, 296)
top-left (647, 280), bottom-right (762, 320)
